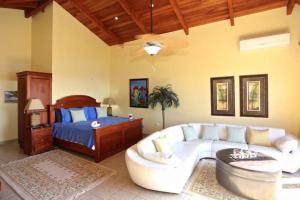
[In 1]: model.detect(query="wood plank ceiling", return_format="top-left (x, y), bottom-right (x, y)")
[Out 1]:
top-left (1, 0), bottom-right (299, 46)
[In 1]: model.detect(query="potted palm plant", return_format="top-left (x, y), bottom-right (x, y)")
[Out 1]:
top-left (148, 85), bottom-right (179, 129)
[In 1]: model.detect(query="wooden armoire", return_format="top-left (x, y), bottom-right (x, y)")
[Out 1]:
top-left (17, 71), bottom-right (52, 148)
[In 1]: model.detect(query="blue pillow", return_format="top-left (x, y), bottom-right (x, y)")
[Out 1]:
top-left (84, 107), bottom-right (97, 120)
top-left (60, 108), bottom-right (71, 123)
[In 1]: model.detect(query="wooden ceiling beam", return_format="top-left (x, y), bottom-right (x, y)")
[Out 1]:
top-left (168, 0), bottom-right (189, 35)
top-left (0, 4), bottom-right (36, 9)
top-left (227, 0), bottom-right (235, 26)
top-left (69, 0), bottom-right (122, 44)
top-left (287, 0), bottom-right (296, 15)
top-left (0, 1), bottom-right (38, 9)
top-left (25, 0), bottom-right (53, 18)
top-left (117, 0), bottom-right (148, 33)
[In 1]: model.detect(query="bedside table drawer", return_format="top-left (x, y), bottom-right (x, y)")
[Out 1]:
top-left (32, 128), bottom-right (52, 144)
top-left (30, 127), bottom-right (53, 155)
top-left (33, 135), bottom-right (52, 145)
top-left (35, 142), bottom-right (52, 154)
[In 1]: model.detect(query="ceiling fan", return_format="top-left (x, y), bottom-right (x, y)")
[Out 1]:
top-left (124, 0), bottom-right (188, 57)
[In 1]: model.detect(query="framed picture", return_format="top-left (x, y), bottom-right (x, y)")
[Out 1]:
top-left (4, 91), bottom-right (18, 103)
top-left (240, 74), bottom-right (268, 118)
top-left (210, 76), bottom-right (235, 116)
top-left (130, 78), bottom-right (149, 108)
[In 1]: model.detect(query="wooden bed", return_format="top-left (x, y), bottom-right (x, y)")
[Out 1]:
top-left (48, 95), bottom-right (143, 162)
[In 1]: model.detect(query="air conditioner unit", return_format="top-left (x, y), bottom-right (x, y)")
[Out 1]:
top-left (240, 33), bottom-right (290, 51)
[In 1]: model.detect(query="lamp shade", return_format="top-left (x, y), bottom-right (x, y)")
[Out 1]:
top-left (102, 98), bottom-right (116, 106)
top-left (25, 98), bottom-right (45, 111)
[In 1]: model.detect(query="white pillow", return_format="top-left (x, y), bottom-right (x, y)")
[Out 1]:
top-left (70, 110), bottom-right (87, 123)
top-left (227, 127), bottom-right (247, 144)
top-left (143, 152), bottom-right (181, 166)
top-left (96, 107), bottom-right (107, 118)
top-left (201, 125), bottom-right (220, 140)
top-left (274, 136), bottom-right (298, 153)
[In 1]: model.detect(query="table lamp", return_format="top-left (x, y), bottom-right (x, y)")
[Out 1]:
top-left (102, 98), bottom-right (115, 116)
top-left (24, 98), bottom-right (45, 128)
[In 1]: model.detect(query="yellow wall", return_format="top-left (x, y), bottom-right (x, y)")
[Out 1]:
top-left (1, 5), bottom-right (299, 143)
top-left (0, 8), bottom-right (31, 142)
top-left (51, 2), bottom-right (111, 102)
top-left (110, 7), bottom-right (300, 137)
top-left (31, 3), bottom-right (53, 73)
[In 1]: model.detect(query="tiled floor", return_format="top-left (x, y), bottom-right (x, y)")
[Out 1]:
top-left (0, 141), bottom-right (299, 200)
top-left (0, 141), bottom-right (193, 200)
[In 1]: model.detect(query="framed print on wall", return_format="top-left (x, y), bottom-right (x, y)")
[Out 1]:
top-left (210, 76), bottom-right (235, 116)
top-left (240, 74), bottom-right (268, 118)
top-left (4, 91), bottom-right (18, 103)
top-left (130, 78), bottom-right (149, 108)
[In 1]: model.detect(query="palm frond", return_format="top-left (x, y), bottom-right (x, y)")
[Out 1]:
top-left (148, 85), bottom-right (180, 110)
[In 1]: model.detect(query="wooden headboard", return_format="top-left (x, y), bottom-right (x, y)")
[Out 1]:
top-left (48, 95), bottom-right (100, 124)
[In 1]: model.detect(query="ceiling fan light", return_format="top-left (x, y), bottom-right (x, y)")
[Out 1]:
top-left (144, 45), bottom-right (161, 55)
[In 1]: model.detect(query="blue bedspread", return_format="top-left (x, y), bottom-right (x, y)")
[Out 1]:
top-left (52, 116), bottom-right (130, 149)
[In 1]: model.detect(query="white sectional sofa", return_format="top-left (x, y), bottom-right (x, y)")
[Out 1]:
top-left (125, 123), bottom-right (300, 193)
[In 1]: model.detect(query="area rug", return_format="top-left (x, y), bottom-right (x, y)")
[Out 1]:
top-left (184, 159), bottom-right (246, 200)
top-left (184, 159), bottom-right (300, 200)
top-left (0, 149), bottom-right (116, 200)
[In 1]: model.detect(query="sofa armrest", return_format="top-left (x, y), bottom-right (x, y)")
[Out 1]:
top-left (292, 144), bottom-right (300, 156)
top-left (126, 146), bottom-right (180, 170)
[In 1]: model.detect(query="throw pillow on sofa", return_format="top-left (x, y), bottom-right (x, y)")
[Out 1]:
top-left (153, 136), bottom-right (172, 154)
top-left (247, 129), bottom-right (271, 147)
top-left (274, 136), bottom-right (298, 153)
top-left (143, 152), bottom-right (181, 166)
top-left (182, 126), bottom-right (198, 141)
top-left (227, 127), bottom-right (247, 143)
top-left (201, 125), bottom-right (220, 140)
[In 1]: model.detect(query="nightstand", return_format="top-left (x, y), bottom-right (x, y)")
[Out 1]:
top-left (24, 126), bottom-right (53, 155)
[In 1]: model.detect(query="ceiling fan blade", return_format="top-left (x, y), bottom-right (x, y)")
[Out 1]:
top-left (130, 48), bottom-right (146, 57)
top-left (158, 47), bottom-right (175, 56)
top-left (135, 33), bottom-right (164, 41)
top-left (161, 38), bottom-right (189, 49)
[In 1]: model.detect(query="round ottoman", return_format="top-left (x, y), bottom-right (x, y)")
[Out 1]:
top-left (216, 148), bottom-right (282, 200)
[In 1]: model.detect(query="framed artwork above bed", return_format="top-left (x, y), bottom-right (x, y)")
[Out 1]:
top-left (130, 78), bottom-right (149, 108)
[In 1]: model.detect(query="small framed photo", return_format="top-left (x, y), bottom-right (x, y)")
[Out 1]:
top-left (4, 91), bottom-right (18, 103)
top-left (240, 74), bottom-right (268, 118)
top-left (210, 76), bottom-right (235, 116)
top-left (130, 78), bottom-right (149, 108)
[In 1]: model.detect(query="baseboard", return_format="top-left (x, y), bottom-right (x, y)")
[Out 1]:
top-left (0, 139), bottom-right (17, 145)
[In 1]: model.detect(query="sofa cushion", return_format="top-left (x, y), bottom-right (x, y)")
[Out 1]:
top-left (182, 126), bottom-right (198, 141)
top-left (227, 127), bottom-right (247, 144)
top-left (274, 136), bottom-right (298, 153)
top-left (216, 124), bottom-right (247, 141)
top-left (248, 145), bottom-right (300, 173)
top-left (162, 125), bottom-right (185, 145)
top-left (247, 126), bottom-right (285, 144)
top-left (198, 139), bottom-right (213, 153)
top-left (172, 140), bottom-right (202, 166)
top-left (212, 140), bottom-right (248, 153)
top-left (153, 136), bottom-right (172, 154)
top-left (201, 125), bottom-right (220, 141)
top-left (247, 129), bottom-right (271, 147)
top-left (188, 123), bottom-right (214, 138)
top-left (137, 131), bottom-right (162, 156)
